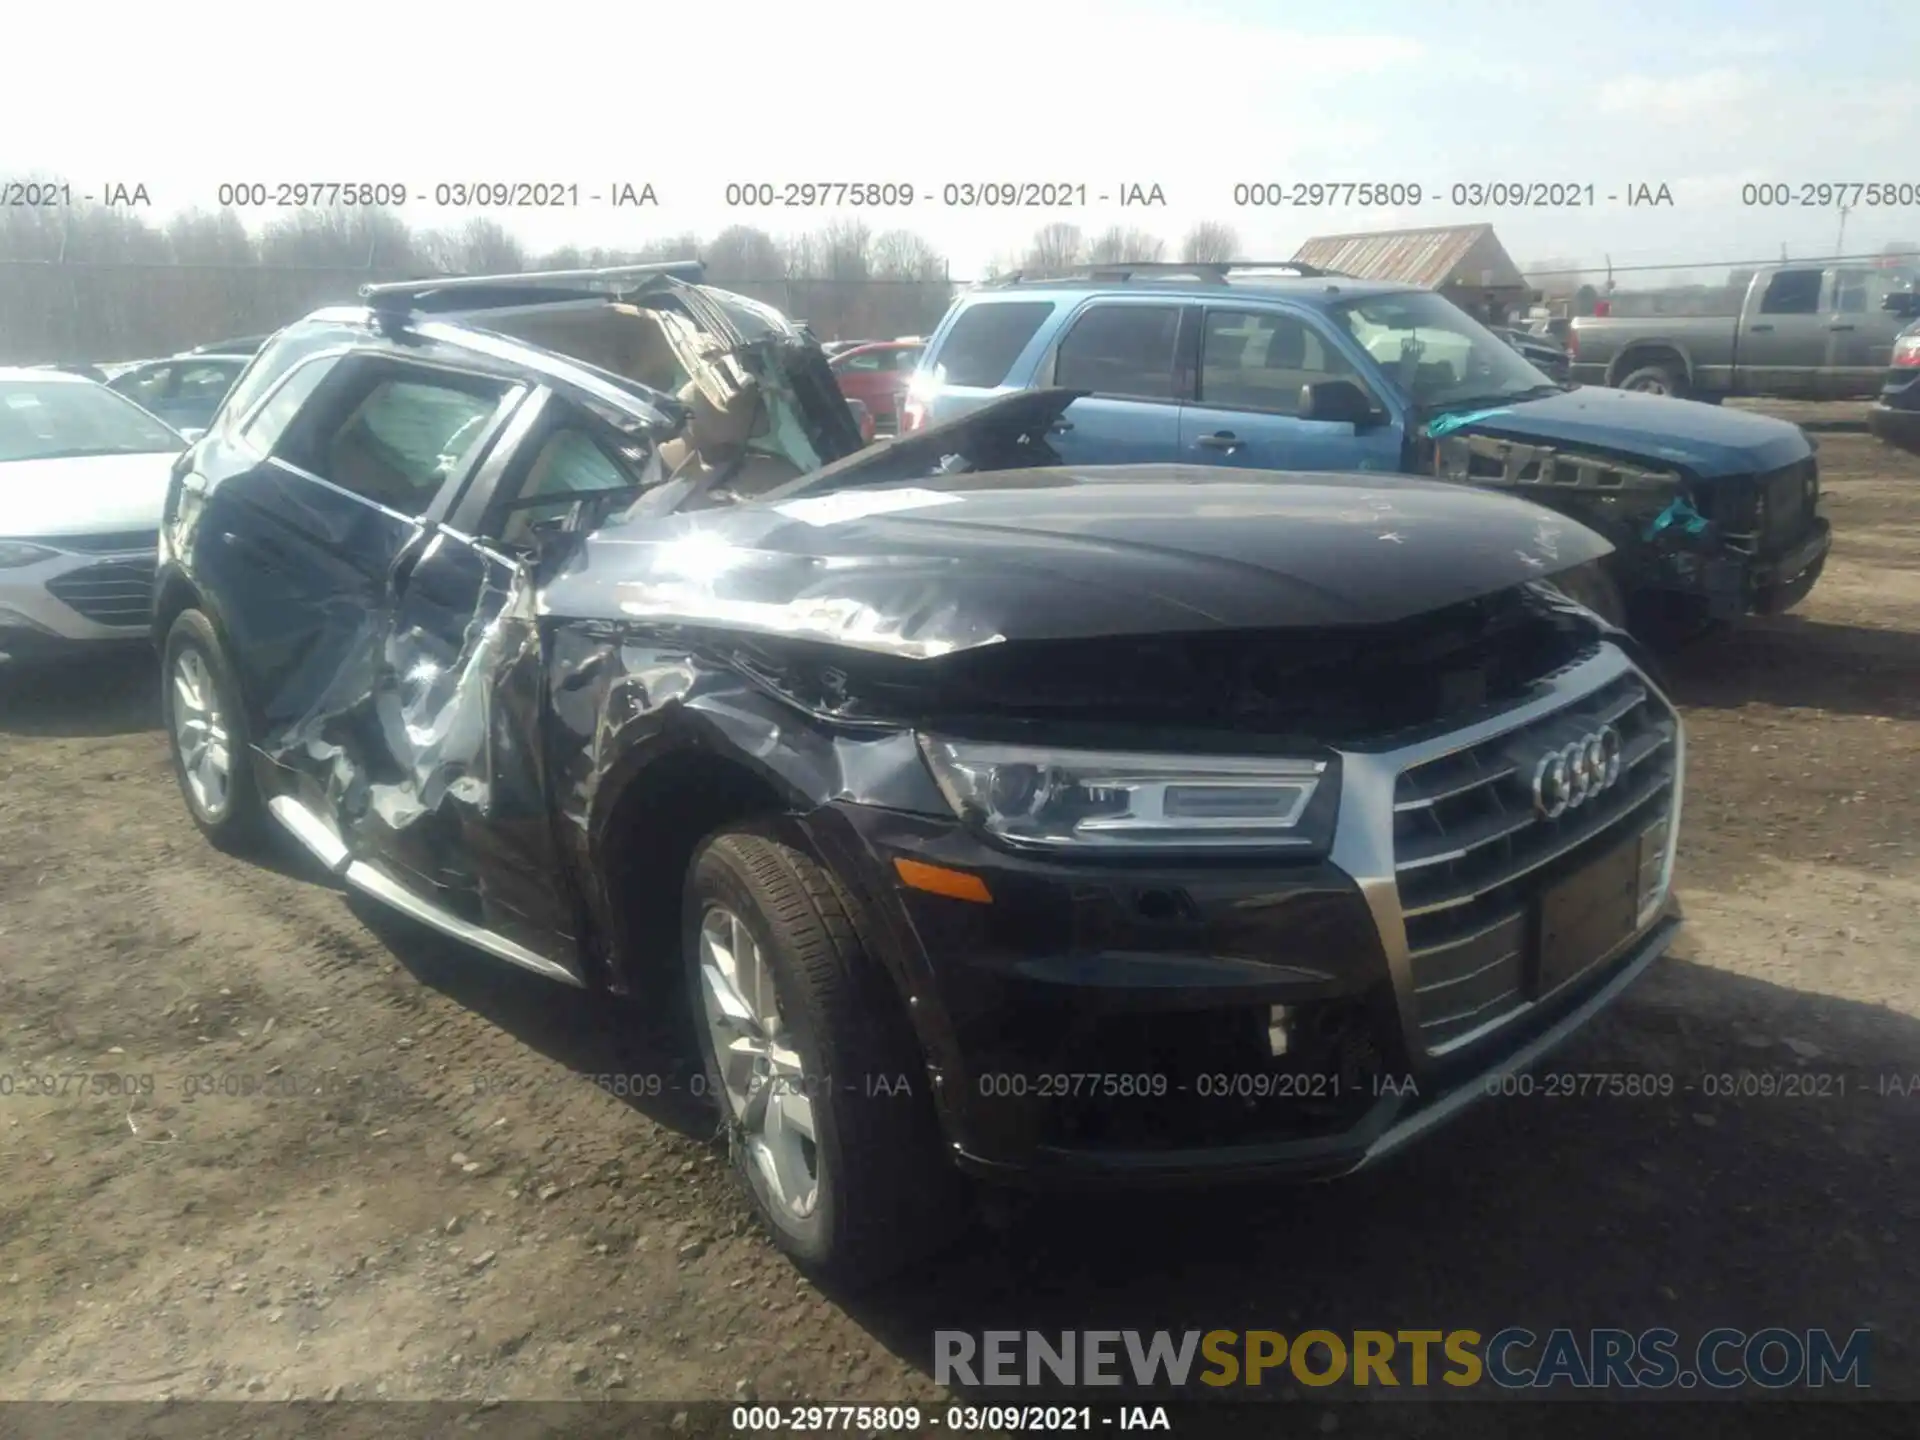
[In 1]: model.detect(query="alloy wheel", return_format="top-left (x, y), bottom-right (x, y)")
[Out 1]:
top-left (170, 648), bottom-right (231, 819)
top-left (697, 904), bottom-right (821, 1222)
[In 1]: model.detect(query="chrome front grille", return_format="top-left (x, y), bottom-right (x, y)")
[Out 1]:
top-left (1387, 661), bottom-right (1680, 1053)
top-left (46, 556), bottom-right (156, 627)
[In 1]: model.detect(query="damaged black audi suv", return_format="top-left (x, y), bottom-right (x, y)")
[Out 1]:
top-left (153, 263), bottom-right (1685, 1283)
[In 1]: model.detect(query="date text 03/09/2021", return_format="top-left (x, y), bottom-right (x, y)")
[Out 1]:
top-left (729, 1404), bottom-right (1171, 1432)
top-left (719, 182), bottom-right (1165, 208)
top-left (205, 181), bottom-right (661, 208)
top-left (1226, 181), bottom-right (1675, 208)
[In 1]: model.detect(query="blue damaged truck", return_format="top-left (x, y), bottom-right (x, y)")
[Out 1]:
top-left (901, 262), bottom-right (1832, 636)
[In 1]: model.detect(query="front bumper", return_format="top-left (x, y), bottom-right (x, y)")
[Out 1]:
top-left (1637, 515), bottom-right (1832, 621)
top-left (806, 645), bottom-right (1683, 1187)
top-left (956, 916), bottom-right (1679, 1187)
top-left (1869, 400), bottom-right (1920, 455)
top-left (0, 548), bottom-right (157, 658)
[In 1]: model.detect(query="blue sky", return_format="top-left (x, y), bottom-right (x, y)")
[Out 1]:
top-left (6, 0), bottom-right (1916, 283)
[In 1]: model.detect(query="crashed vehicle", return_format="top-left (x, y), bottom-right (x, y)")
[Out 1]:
top-left (902, 264), bottom-right (1832, 637)
top-left (155, 264), bottom-right (1685, 1283)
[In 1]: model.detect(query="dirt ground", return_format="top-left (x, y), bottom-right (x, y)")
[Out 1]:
top-left (1, 421), bottom-right (1917, 1411)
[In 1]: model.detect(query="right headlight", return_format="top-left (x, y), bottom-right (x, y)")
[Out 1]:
top-left (0, 541), bottom-right (58, 569)
top-left (916, 734), bottom-right (1335, 854)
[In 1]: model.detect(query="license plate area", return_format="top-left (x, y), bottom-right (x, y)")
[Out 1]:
top-left (1534, 833), bottom-right (1643, 996)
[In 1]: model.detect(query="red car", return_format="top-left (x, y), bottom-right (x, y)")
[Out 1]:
top-left (844, 395), bottom-right (877, 445)
top-left (827, 339), bottom-right (924, 432)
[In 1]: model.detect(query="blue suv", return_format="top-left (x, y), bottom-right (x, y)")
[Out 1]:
top-left (902, 263), bottom-right (1831, 634)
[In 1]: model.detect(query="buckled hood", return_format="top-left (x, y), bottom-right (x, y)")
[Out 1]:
top-left (543, 463), bottom-right (1610, 658)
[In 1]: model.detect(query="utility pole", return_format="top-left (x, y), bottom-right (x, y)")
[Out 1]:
top-left (1835, 203), bottom-right (1852, 257)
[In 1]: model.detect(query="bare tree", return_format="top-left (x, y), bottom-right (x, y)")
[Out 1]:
top-left (416, 218), bottom-right (527, 275)
top-left (870, 229), bottom-right (953, 335)
top-left (1022, 223), bottom-right (1084, 276)
top-left (872, 228), bottom-right (945, 281)
top-left (1086, 226), bottom-right (1166, 265)
top-left (0, 173), bottom-right (966, 365)
top-left (703, 224), bottom-right (787, 311)
top-left (1179, 221), bottom-right (1239, 263)
top-left (705, 225), bottom-right (784, 283)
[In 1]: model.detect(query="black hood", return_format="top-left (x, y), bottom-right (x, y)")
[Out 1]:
top-left (542, 465), bottom-right (1612, 658)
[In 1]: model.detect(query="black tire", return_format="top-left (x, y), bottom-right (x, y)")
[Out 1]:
top-left (161, 609), bottom-right (266, 853)
top-left (683, 828), bottom-right (965, 1286)
top-left (1616, 362), bottom-right (1687, 398)
top-left (1552, 561), bottom-right (1628, 630)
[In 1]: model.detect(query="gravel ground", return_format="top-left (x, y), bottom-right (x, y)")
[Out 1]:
top-left (0, 423), bottom-right (1916, 1411)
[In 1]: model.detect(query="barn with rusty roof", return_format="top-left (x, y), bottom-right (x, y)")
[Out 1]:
top-left (1291, 224), bottom-right (1532, 321)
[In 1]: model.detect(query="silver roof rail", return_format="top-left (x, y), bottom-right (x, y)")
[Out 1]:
top-left (982, 259), bottom-right (1344, 287)
top-left (360, 260), bottom-right (706, 308)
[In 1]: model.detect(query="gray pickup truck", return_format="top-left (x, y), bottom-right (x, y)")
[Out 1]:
top-left (1570, 263), bottom-right (1920, 401)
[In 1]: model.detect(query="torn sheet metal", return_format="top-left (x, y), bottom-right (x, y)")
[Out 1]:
top-left (470, 285), bottom-right (862, 486)
top-left (258, 530), bottom-right (577, 968)
top-left (543, 622), bottom-right (953, 984)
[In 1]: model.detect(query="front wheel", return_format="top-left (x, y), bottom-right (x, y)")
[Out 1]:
top-left (161, 609), bottom-right (265, 852)
top-left (684, 828), bottom-right (965, 1287)
top-left (1617, 362), bottom-right (1686, 398)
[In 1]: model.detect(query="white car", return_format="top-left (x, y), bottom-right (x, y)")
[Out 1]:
top-left (0, 368), bottom-right (186, 662)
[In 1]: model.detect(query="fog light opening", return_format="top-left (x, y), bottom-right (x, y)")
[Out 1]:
top-left (1266, 1004), bottom-right (1292, 1058)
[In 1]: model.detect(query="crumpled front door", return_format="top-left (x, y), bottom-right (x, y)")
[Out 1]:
top-left (349, 528), bottom-right (580, 977)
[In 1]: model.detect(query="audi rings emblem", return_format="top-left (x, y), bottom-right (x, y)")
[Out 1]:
top-left (1530, 725), bottom-right (1623, 819)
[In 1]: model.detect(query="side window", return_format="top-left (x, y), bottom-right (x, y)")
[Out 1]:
top-left (1832, 268), bottom-right (1874, 315)
top-left (177, 362), bottom-right (239, 399)
top-left (242, 355), bottom-right (342, 454)
top-left (284, 366), bottom-right (513, 518)
top-left (218, 330), bottom-right (307, 429)
top-left (1199, 310), bottom-right (1358, 414)
top-left (115, 365), bottom-right (173, 405)
top-left (838, 351), bottom-right (884, 372)
top-left (932, 302), bottom-right (1055, 388)
top-left (1054, 304), bottom-right (1182, 400)
top-left (495, 426), bottom-right (639, 548)
top-left (1760, 269), bottom-right (1822, 315)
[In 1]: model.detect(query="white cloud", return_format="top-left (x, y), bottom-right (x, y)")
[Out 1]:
top-left (1593, 69), bottom-right (1755, 119)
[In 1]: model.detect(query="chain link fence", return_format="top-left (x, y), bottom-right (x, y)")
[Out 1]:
top-left (0, 260), bottom-right (961, 367)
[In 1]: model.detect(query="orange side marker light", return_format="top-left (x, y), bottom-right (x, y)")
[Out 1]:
top-left (893, 857), bottom-right (993, 904)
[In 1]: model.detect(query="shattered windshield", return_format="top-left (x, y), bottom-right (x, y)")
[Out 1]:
top-left (1330, 291), bottom-right (1557, 413)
